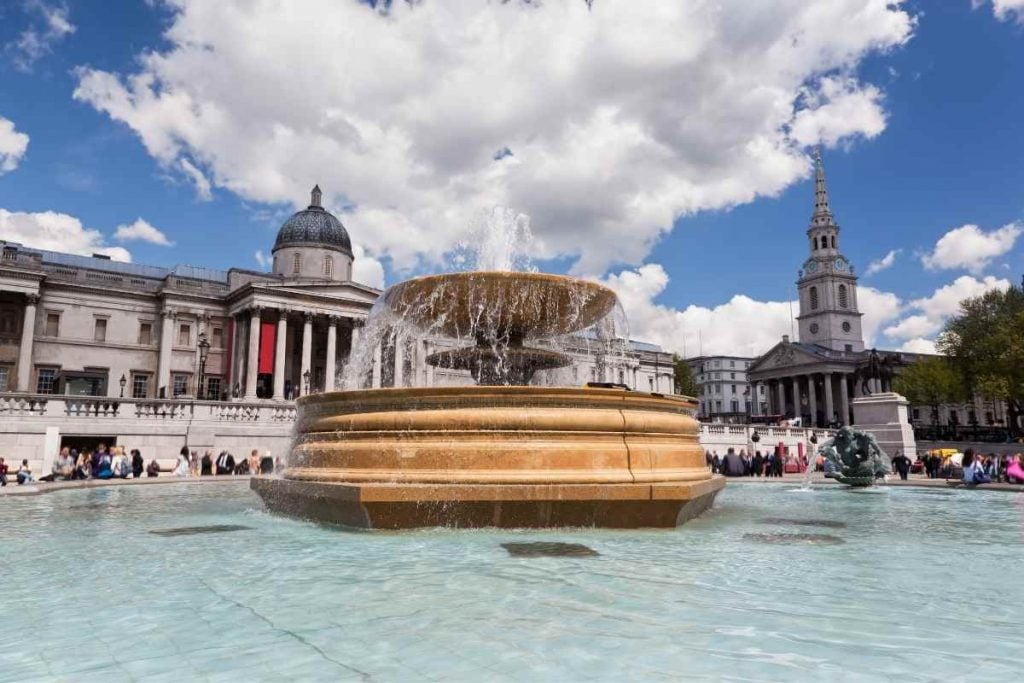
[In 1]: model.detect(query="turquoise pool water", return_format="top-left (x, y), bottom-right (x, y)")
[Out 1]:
top-left (1, 482), bottom-right (1021, 681)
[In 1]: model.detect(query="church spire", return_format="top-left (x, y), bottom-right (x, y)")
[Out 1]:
top-left (310, 184), bottom-right (322, 209)
top-left (810, 147), bottom-right (835, 227)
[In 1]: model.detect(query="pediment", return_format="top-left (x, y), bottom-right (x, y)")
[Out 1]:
top-left (749, 342), bottom-right (825, 373)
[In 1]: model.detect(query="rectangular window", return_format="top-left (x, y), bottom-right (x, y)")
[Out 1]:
top-left (94, 318), bottom-right (107, 342)
top-left (211, 326), bottom-right (223, 348)
top-left (715, 400), bottom-right (722, 412)
top-left (0, 365), bottom-right (9, 391)
top-left (205, 376), bottom-right (221, 400)
top-left (131, 373), bottom-right (150, 399)
top-left (36, 367), bottom-right (57, 394)
top-left (45, 313), bottom-right (60, 337)
top-left (731, 384), bottom-right (736, 394)
top-left (729, 361), bottom-right (735, 368)
top-left (172, 374), bottom-right (189, 397)
top-left (912, 408), bottom-right (920, 420)
top-left (731, 400), bottom-right (739, 412)
top-left (138, 322), bottom-right (153, 345)
top-left (178, 324), bottom-right (191, 347)
top-left (730, 372), bottom-right (735, 379)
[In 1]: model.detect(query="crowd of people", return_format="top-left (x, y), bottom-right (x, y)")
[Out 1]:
top-left (705, 448), bottom-right (804, 478)
top-left (956, 449), bottom-right (1024, 485)
top-left (0, 443), bottom-right (282, 486)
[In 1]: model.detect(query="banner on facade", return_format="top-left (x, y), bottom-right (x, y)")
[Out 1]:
top-left (259, 321), bottom-right (276, 374)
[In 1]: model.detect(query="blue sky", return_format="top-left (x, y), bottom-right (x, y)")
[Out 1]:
top-left (1, 1), bottom-right (1022, 357)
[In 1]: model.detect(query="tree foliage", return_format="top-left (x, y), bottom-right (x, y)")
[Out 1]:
top-left (892, 356), bottom-right (965, 422)
top-left (937, 281), bottom-right (1024, 435)
top-left (673, 355), bottom-right (699, 397)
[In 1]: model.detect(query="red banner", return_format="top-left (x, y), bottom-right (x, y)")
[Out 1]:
top-left (258, 321), bottom-right (276, 374)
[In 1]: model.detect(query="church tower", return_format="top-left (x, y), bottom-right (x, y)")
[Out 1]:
top-left (796, 149), bottom-right (864, 353)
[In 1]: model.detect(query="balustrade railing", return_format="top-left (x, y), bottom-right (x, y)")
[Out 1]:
top-left (0, 395), bottom-right (48, 415)
top-left (0, 393), bottom-right (296, 424)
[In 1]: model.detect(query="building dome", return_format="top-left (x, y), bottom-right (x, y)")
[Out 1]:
top-left (272, 185), bottom-right (352, 256)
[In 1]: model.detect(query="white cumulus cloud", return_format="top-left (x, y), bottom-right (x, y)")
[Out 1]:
top-left (114, 217), bottom-right (173, 246)
top-left (0, 208), bottom-right (131, 261)
top-left (5, 1), bottom-right (76, 71)
top-left (72, 0), bottom-right (914, 275)
top-left (602, 264), bottom-right (903, 357)
top-left (253, 250), bottom-right (270, 269)
top-left (0, 116), bottom-right (30, 174)
top-left (899, 337), bottom-right (937, 354)
top-left (864, 248), bottom-right (900, 276)
top-left (981, 0), bottom-right (1024, 24)
top-left (883, 274), bottom-right (1012, 343)
top-left (921, 222), bottom-right (1022, 274)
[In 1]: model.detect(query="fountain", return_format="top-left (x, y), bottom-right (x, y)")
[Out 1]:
top-left (252, 210), bottom-right (724, 529)
top-left (818, 426), bottom-right (892, 487)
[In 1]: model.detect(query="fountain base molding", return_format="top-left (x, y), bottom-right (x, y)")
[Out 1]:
top-left (252, 386), bottom-right (724, 529)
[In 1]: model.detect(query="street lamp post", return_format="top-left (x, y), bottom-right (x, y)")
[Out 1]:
top-left (197, 332), bottom-right (210, 400)
top-left (119, 373), bottom-right (127, 398)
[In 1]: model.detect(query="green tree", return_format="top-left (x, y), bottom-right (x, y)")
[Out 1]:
top-left (892, 356), bottom-right (966, 425)
top-left (672, 355), bottom-right (699, 397)
top-left (938, 282), bottom-right (1024, 436)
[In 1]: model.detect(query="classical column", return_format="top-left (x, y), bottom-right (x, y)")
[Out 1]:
top-left (776, 380), bottom-right (785, 417)
top-left (300, 312), bottom-right (313, 394)
top-left (244, 307), bottom-right (262, 400)
top-left (807, 374), bottom-right (818, 427)
top-left (325, 316), bottom-right (338, 392)
top-left (749, 382), bottom-right (758, 416)
top-left (16, 294), bottom-right (38, 392)
top-left (839, 373), bottom-right (850, 426)
top-left (792, 376), bottom-right (803, 420)
top-left (157, 307), bottom-right (175, 398)
top-left (274, 311), bottom-right (288, 400)
top-left (823, 372), bottom-right (835, 426)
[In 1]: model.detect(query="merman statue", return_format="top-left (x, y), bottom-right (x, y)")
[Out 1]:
top-left (817, 425), bottom-right (892, 487)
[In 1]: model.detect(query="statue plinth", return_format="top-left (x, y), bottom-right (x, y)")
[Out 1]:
top-left (851, 392), bottom-right (917, 460)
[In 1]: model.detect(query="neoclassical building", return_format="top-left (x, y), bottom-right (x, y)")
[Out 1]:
top-left (1, 186), bottom-right (675, 405)
top-left (0, 187), bottom-right (378, 403)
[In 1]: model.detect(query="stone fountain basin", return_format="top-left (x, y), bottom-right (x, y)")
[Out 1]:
top-left (252, 386), bottom-right (724, 529)
top-left (383, 271), bottom-right (617, 340)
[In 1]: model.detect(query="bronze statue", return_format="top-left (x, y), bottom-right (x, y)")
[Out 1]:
top-left (854, 348), bottom-right (901, 396)
top-left (817, 425), bottom-right (891, 487)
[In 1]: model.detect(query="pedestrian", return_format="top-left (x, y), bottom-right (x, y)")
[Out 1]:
top-left (15, 459), bottom-right (34, 485)
top-left (1006, 454), bottom-right (1024, 484)
top-left (752, 451), bottom-right (763, 477)
top-left (248, 449), bottom-right (260, 475)
top-left (74, 450), bottom-right (92, 480)
top-left (146, 458), bottom-right (161, 477)
top-left (891, 450), bottom-right (911, 481)
top-left (173, 446), bottom-right (190, 477)
top-left (215, 450), bottom-right (235, 475)
top-left (711, 453), bottom-right (720, 474)
top-left (189, 450), bottom-right (199, 476)
top-left (40, 447), bottom-right (75, 482)
top-left (131, 449), bottom-right (145, 478)
top-left (0, 457), bottom-right (9, 486)
top-left (201, 450), bottom-right (213, 476)
top-left (961, 449), bottom-right (991, 485)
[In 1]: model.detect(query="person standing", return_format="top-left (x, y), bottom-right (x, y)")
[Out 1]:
top-left (752, 451), bottom-right (764, 478)
top-left (0, 457), bottom-right (9, 486)
top-left (201, 450), bottom-right (213, 476)
top-left (248, 449), bottom-right (261, 475)
top-left (891, 450), bottom-right (911, 481)
top-left (173, 446), bottom-right (190, 477)
top-left (131, 449), bottom-right (145, 479)
top-left (215, 450), bottom-right (235, 475)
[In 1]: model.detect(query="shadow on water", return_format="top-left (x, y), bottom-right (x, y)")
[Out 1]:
top-left (502, 542), bottom-right (599, 557)
top-left (149, 524), bottom-right (253, 537)
top-left (743, 533), bottom-right (845, 545)
top-left (759, 517), bottom-right (847, 529)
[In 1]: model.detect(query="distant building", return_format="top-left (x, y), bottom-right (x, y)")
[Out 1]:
top-left (685, 355), bottom-right (759, 422)
top-left (747, 151), bottom-right (1005, 434)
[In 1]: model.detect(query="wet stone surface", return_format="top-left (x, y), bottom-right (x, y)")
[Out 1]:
top-left (760, 517), bottom-right (847, 529)
top-left (743, 533), bottom-right (845, 545)
top-left (501, 542), bottom-right (599, 557)
top-left (150, 524), bottom-right (253, 537)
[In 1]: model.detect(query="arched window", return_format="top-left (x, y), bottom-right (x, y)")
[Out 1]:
top-left (831, 235), bottom-right (836, 249)
top-left (293, 252), bottom-right (301, 274)
top-left (809, 286), bottom-right (819, 310)
top-left (324, 255), bottom-right (333, 278)
top-left (812, 236), bottom-right (818, 250)
top-left (838, 284), bottom-right (848, 309)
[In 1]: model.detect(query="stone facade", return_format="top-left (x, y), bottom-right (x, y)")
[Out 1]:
top-left (685, 355), bottom-right (759, 421)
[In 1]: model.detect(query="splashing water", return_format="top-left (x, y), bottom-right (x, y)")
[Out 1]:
top-left (340, 207), bottom-right (630, 390)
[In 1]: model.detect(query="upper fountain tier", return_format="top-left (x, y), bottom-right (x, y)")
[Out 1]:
top-left (383, 271), bottom-right (617, 343)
